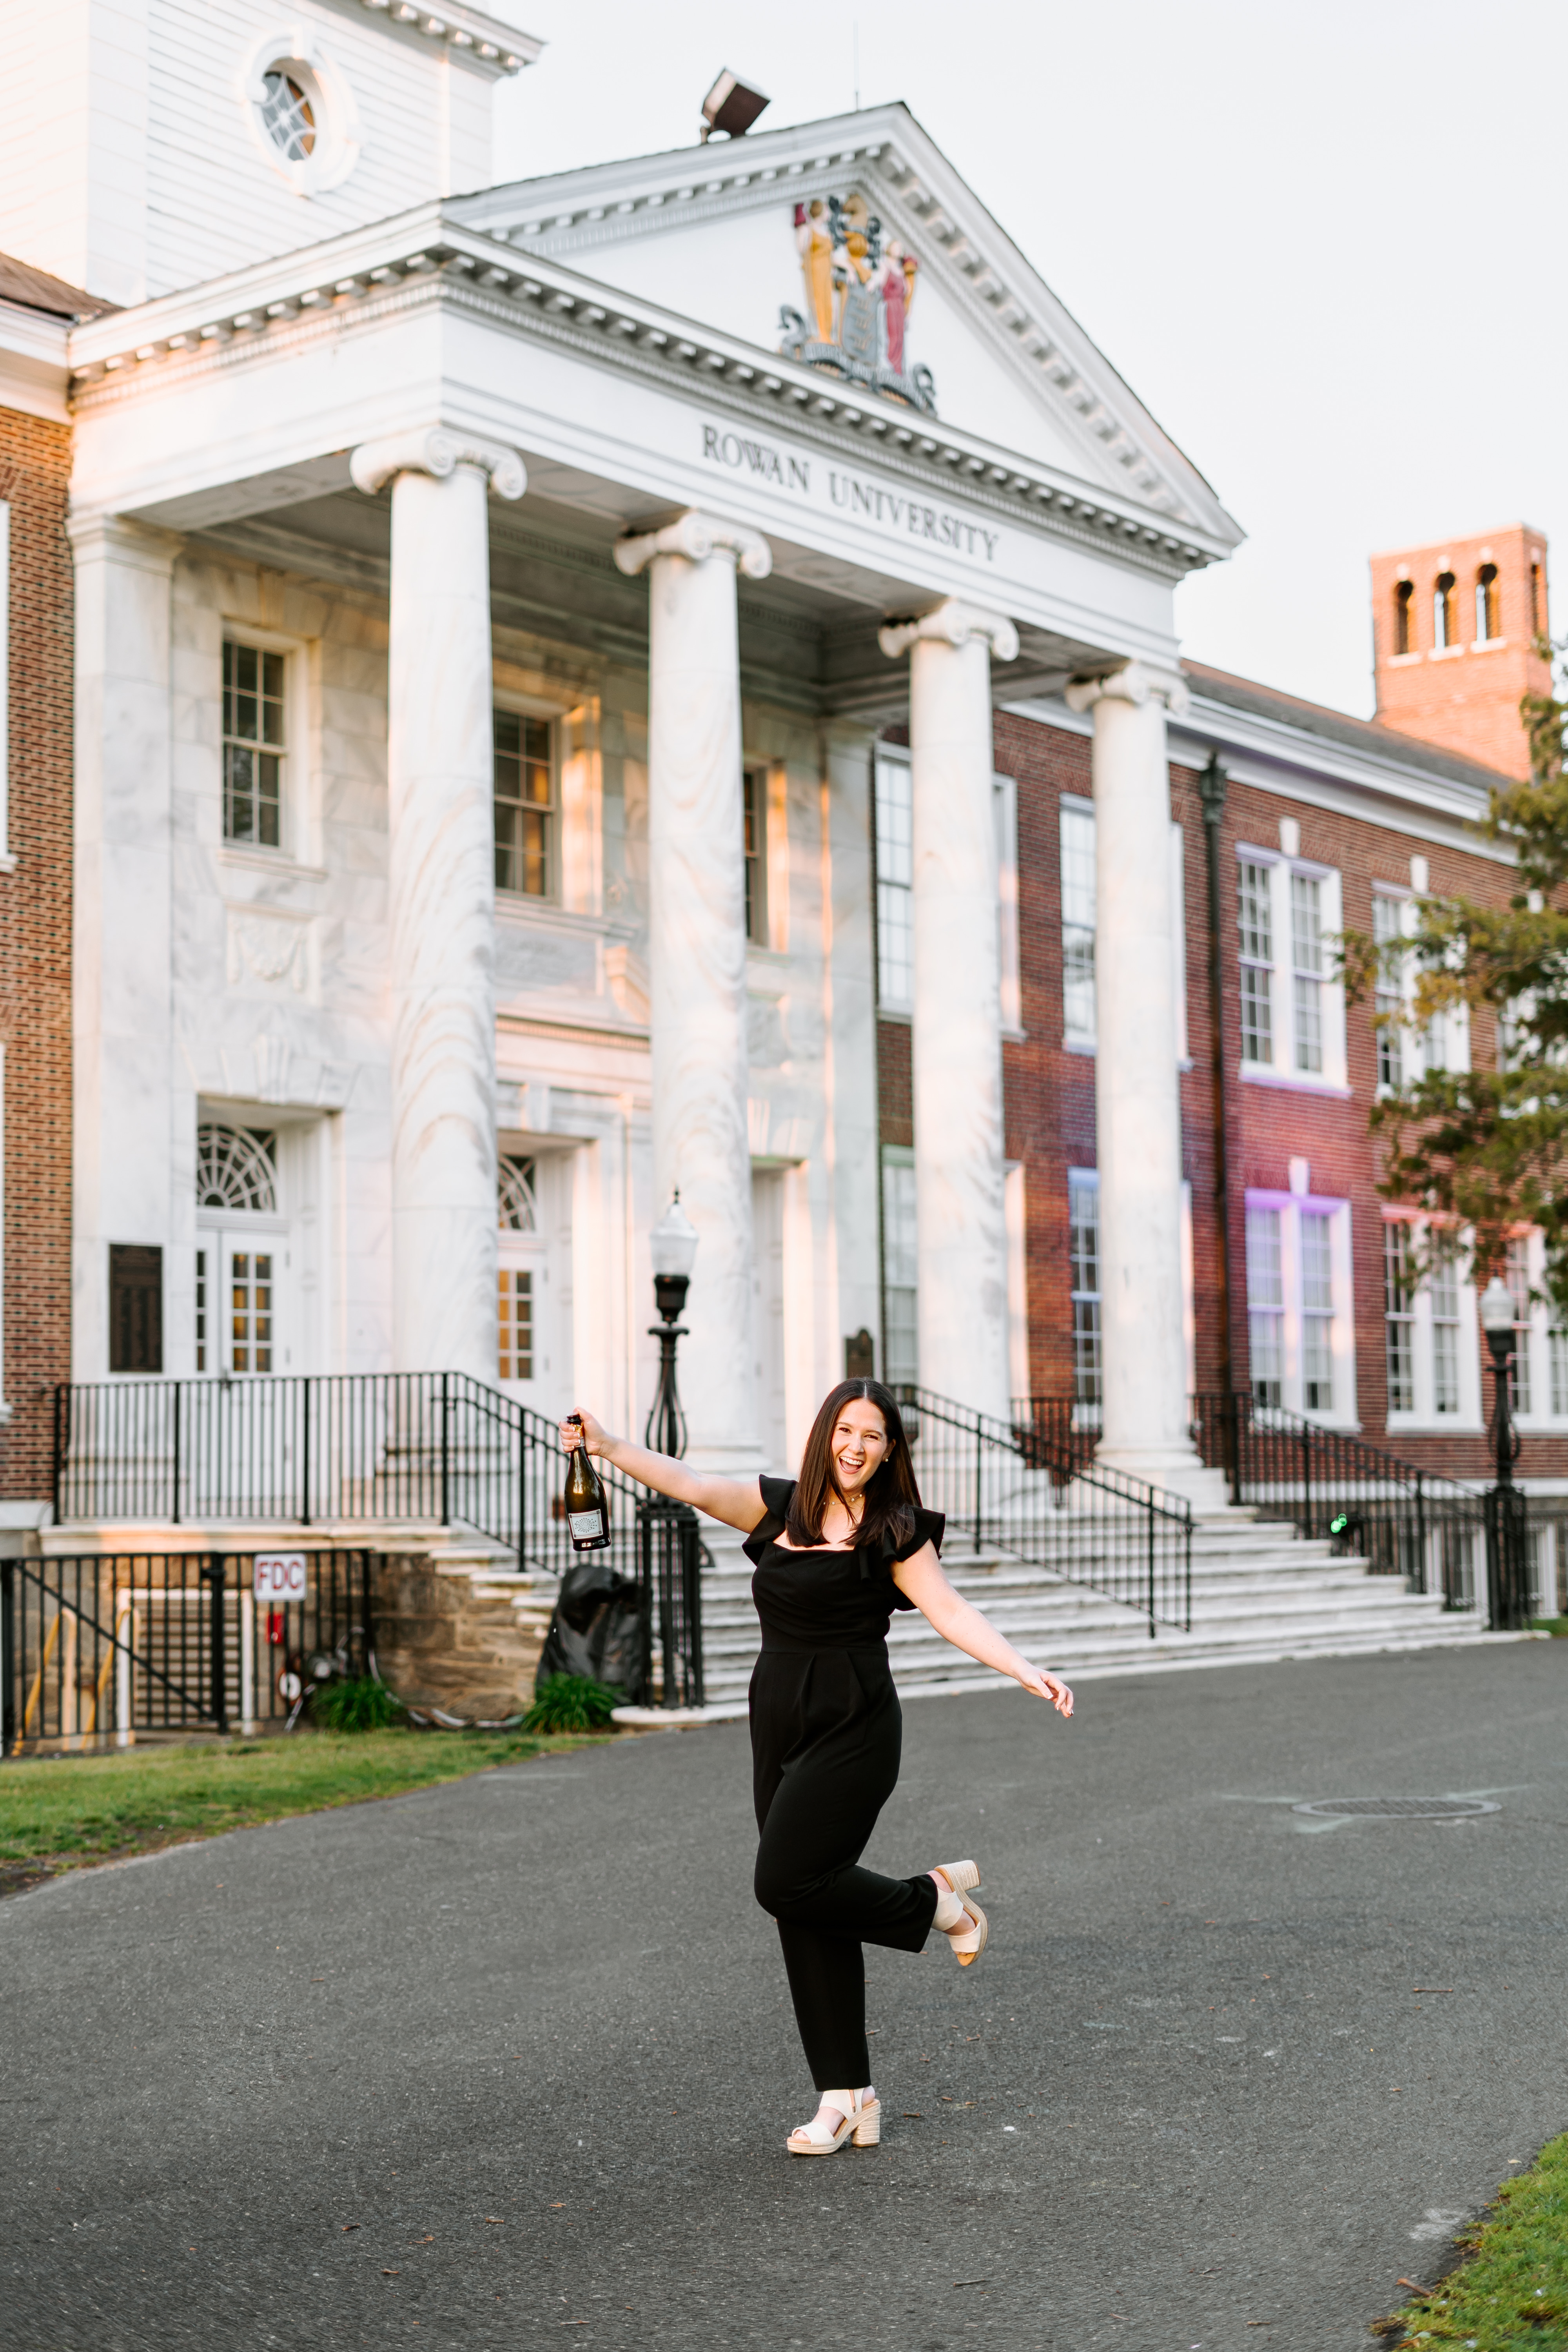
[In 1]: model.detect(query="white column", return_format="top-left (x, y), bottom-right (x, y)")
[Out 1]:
top-left (1065, 661), bottom-right (1225, 1503)
top-left (350, 427), bottom-right (525, 1378)
top-left (879, 599), bottom-right (1018, 1423)
top-left (615, 510), bottom-right (771, 1471)
top-left (70, 517), bottom-right (180, 1378)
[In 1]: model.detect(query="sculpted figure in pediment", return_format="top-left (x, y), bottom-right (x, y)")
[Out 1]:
top-left (780, 191), bottom-right (938, 416)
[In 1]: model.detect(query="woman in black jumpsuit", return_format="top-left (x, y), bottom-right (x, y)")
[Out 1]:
top-left (560, 1378), bottom-right (1073, 2157)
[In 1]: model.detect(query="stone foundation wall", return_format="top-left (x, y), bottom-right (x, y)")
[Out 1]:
top-left (371, 1551), bottom-right (550, 1721)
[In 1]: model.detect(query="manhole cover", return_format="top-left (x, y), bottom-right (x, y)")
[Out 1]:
top-left (1291, 1797), bottom-right (1501, 1820)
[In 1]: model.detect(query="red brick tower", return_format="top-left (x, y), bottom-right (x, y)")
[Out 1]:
top-left (1370, 524), bottom-right (1550, 779)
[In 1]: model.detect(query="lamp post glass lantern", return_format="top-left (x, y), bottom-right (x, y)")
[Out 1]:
top-left (646, 1194), bottom-right (698, 1458)
top-left (1477, 1271), bottom-right (1528, 1629)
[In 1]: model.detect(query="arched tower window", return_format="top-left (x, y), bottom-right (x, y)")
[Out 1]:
top-left (1394, 578), bottom-right (1414, 654)
top-left (196, 1124), bottom-right (277, 1214)
top-left (1476, 563), bottom-right (1500, 642)
top-left (1532, 561), bottom-right (1546, 641)
top-left (498, 1154), bottom-right (538, 1232)
top-left (1433, 572), bottom-right (1458, 649)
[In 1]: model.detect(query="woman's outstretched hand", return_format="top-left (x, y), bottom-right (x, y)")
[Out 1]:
top-left (1017, 1663), bottom-right (1074, 1718)
top-left (559, 1408), bottom-right (611, 1458)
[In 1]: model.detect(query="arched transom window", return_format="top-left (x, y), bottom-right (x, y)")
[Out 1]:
top-left (197, 1124), bottom-right (278, 1215)
top-left (498, 1154), bottom-right (538, 1232)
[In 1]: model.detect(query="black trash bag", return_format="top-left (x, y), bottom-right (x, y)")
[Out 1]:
top-left (537, 1556), bottom-right (647, 1703)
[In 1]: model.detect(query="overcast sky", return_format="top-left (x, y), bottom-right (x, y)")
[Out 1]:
top-left (492, 0), bottom-right (1563, 721)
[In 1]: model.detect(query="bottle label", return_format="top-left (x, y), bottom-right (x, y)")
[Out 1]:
top-left (568, 1509), bottom-right (607, 1541)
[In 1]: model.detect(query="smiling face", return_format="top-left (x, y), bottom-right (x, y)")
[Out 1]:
top-left (830, 1397), bottom-right (891, 1499)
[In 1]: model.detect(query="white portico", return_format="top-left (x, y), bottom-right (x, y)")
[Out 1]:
top-left (36, 22), bottom-right (1241, 1474)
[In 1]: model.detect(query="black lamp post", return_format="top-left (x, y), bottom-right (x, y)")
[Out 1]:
top-left (644, 1194), bottom-right (699, 1458)
top-left (1478, 1274), bottom-right (1528, 1628)
top-left (639, 1195), bottom-right (704, 1709)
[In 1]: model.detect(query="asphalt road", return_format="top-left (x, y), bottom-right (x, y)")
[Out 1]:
top-left (3, 1643), bottom-right (1566, 2352)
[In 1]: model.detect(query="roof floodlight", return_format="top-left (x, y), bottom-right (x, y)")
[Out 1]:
top-left (699, 69), bottom-right (770, 142)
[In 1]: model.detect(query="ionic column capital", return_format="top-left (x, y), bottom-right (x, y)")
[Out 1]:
top-left (349, 425), bottom-right (526, 501)
top-left (878, 597), bottom-right (1019, 664)
top-left (1065, 659), bottom-right (1190, 719)
top-left (613, 508), bottom-right (773, 581)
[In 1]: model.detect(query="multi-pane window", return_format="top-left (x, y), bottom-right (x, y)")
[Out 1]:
top-left (222, 641), bottom-right (284, 847)
top-left (1551, 1314), bottom-right (1568, 1419)
top-left (498, 1268), bottom-right (534, 1381)
top-left (881, 1149), bottom-right (918, 1387)
top-left (1247, 1191), bottom-right (1351, 1418)
top-left (1476, 563), bottom-right (1500, 642)
top-left (230, 1251), bottom-right (273, 1375)
top-left (1372, 893), bottom-right (1406, 1089)
top-left (1068, 1171), bottom-right (1101, 1412)
top-left (1060, 800), bottom-right (1096, 1046)
top-left (1237, 859), bottom-right (1274, 1065)
top-left (494, 711), bottom-right (554, 897)
top-left (1430, 1256), bottom-right (1460, 1414)
top-left (1384, 1224), bottom-right (1415, 1413)
top-left (1290, 873), bottom-right (1324, 1074)
top-left (744, 767), bottom-right (768, 945)
top-left (1246, 1205), bottom-right (1284, 1408)
top-left (874, 755), bottom-right (913, 1010)
top-left (1506, 1238), bottom-right (1534, 1415)
top-left (1300, 1210), bottom-right (1334, 1410)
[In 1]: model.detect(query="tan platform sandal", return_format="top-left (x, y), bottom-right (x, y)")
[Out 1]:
top-left (931, 1861), bottom-right (989, 1967)
top-left (786, 2086), bottom-right (881, 2156)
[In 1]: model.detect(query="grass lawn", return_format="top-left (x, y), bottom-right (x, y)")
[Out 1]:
top-left (1373, 2132), bottom-right (1568, 2348)
top-left (0, 1727), bottom-right (608, 1895)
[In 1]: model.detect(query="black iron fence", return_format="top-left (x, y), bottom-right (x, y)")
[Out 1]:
top-left (1, 1549), bottom-right (373, 1756)
top-left (896, 1386), bottom-right (1193, 1635)
top-left (637, 1499), bottom-right (705, 1708)
top-left (52, 1374), bottom-right (650, 1584)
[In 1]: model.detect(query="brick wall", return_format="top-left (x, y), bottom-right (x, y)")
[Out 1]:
top-left (876, 703), bottom-right (1568, 1481)
top-left (0, 407), bottom-right (73, 1497)
top-left (1370, 523), bottom-right (1550, 780)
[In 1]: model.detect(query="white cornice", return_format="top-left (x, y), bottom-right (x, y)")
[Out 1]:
top-left (0, 301), bottom-right (70, 423)
top-left (66, 206), bottom-right (1229, 578)
top-left (1005, 687), bottom-right (1512, 860)
top-left (452, 103), bottom-right (1240, 548)
top-left (342, 0), bottom-right (541, 73)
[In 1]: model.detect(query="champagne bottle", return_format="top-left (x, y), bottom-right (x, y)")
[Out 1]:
top-left (563, 1414), bottom-right (612, 1551)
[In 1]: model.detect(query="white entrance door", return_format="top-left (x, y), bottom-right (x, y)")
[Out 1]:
top-left (751, 1168), bottom-right (788, 1471)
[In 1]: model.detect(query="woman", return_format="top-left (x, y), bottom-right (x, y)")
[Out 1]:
top-left (559, 1378), bottom-right (1074, 2158)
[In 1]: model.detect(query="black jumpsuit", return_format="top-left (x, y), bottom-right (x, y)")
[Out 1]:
top-left (744, 1475), bottom-right (945, 2090)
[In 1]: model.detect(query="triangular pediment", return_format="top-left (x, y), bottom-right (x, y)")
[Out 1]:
top-left (452, 104), bottom-right (1236, 541)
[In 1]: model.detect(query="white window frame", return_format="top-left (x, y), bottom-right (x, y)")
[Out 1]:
top-left (1060, 794), bottom-right (1096, 1050)
top-left (995, 772), bottom-right (1022, 1037)
top-left (1243, 1186), bottom-right (1357, 1425)
top-left (1371, 885), bottom-right (1469, 1087)
top-left (218, 627), bottom-right (307, 864)
top-left (873, 748), bottom-right (913, 1015)
top-left (1381, 1214), bottom-right (1485, 1432)
top-left (493, 700), bottom-right (560, 906)
top-left (1235, 846), bottom-right (1349, 1094)
top-left (1503, 1227), bottom-right (1568, 1431)
top-left (1067, 1165), bottom-right (1101, 1425)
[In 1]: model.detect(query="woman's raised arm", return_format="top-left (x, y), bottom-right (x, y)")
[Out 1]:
top-left (559, 1410), bottom-right (768, 1534)
top-left (893, 1543), bottom-right (1074, 1717)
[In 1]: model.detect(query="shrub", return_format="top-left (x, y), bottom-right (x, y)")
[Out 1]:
top-left (309, 1675), bottom-right (405, 1733)
top-left (522, 1674), bottom-right (622, 1733)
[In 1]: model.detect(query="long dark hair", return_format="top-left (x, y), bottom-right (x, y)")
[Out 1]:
top-left (786, 1379), bottom-right (922, 1553)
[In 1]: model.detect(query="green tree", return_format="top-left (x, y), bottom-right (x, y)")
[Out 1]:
top-left (1343, 638), bottom-right (1568, 1309)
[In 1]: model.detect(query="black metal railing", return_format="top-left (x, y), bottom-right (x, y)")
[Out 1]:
top-left (0, 1549), bottom-right (374, 1756)
top-left (52, 1373), bottom-right (647, 1584)
top-left (1185, 1390), bottom-right (1487, 1611)
top-left (896, 1387), bottom-right (1193, 1635)
top-left (638, 1499), bottom-right (705, 1709)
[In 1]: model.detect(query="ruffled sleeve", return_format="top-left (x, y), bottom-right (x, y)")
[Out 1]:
top-left (741, 1474), bottom-right (796, 1566)
top-left (882, 1505), bottom-right (944, 1609)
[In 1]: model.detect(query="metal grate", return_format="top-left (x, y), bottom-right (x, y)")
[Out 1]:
top-left (1291, 1797), bottom-right (1501, 1819)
